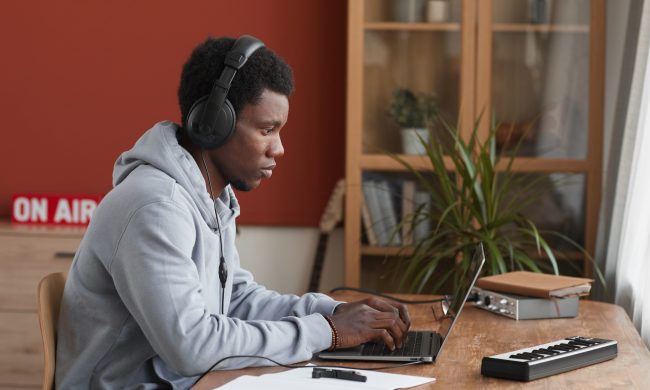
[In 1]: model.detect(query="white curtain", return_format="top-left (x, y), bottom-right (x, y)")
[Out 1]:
top-left (603, 0), bottom-right (650, 347)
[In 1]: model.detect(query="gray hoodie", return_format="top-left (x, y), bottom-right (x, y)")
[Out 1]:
top-left (55, 121), bottom-right (339, 389)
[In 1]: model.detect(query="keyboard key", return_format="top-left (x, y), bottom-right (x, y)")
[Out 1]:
top-left (363, 331), bottom-right (424, 357)
top-left (570, 337), bottom-right (598, 346)
top-left (568, 339), bottom-right (592, 346)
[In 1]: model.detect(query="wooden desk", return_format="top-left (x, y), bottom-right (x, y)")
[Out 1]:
top-left (194, 292), bottom-right (650, 389)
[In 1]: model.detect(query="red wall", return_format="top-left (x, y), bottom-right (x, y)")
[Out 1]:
top-left (0, 0), bottom-right (347, 226)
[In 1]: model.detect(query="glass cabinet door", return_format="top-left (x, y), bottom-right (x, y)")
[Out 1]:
top-left (489, 0), bottom-right (591, 159)
top-left (362, 0), bottom-right (465, 154)
top-left (480, 0), bottom-right (603, 276)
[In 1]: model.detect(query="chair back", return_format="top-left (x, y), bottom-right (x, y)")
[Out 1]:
top-left (37, 272), bottom-right (66, 390)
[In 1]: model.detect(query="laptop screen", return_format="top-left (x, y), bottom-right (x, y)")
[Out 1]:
top-left (434, 243), bottom-right (485, 359)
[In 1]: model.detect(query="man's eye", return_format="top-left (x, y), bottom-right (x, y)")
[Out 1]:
top-left (263, 128), bottom-right (274, 135)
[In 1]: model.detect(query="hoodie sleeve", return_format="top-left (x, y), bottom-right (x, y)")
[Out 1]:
top-left (227, 264), bottom-right (343, 321)
top-left (108, 201), bottom-right (333, 375)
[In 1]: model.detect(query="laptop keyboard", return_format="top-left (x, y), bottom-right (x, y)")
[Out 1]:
top-left (361, 331), bottom-right (424, 357)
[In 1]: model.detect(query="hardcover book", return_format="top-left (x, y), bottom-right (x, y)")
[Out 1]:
top-left (360, 194), bottom-right (378, 246)
top-left (362, 180), bottom-right (390, 246)
top-left (476, 271), bottom-right (593, 298)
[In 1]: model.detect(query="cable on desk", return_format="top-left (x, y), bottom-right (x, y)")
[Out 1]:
top-left (192, 355), bottom-right (424, 387)
top-left (328, 286), bottom-right (452, 304)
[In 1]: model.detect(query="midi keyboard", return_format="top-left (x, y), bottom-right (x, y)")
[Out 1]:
top-left (481, 336), bottom-right (617, 381)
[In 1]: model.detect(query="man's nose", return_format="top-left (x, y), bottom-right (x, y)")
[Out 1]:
top-left (269, 136), bottom-right (284, 158)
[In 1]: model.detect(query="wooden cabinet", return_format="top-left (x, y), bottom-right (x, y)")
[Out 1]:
top-left (0, 223), bottom-right (82, 388)
top-left (344, 0), bottom-right (605, 288)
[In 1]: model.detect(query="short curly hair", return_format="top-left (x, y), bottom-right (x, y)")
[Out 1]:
top-left (178, 36), bottom-right (294, 129)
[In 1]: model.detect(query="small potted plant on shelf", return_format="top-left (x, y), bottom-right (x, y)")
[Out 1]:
top-left (389, 117), bottom-right (604, 293)
top-left (388, 88), bottom-right (439, 155)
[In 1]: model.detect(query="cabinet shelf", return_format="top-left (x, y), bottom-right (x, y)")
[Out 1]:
top-left (364, 22), bottom-right (461, 32)
top-left (363, 23), bottom-right (587, 34)
top-left (362, 246), bottom-right (413, 256)
top-left (493, 23), bottom-right (589, 33)
top-left (361, 246), bottom-right (584, 261)
top-left (359, 154), bottom-right (590, 173)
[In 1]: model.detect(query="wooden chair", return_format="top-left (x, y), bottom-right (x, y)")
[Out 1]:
top-left (37, 272), bottom-right (66, 390)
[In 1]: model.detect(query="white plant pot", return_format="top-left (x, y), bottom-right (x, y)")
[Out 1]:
top-left (401, 128), bottom-right (430, 155)
top-left (426, 0), bottom-right (449, 23)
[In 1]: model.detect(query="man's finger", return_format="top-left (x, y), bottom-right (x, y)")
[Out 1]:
top-left (372, 318), bottom-right (405, 348)
top-left (372, 329), bottom-right (395, 351)
top-left (374, 311), bottom-right (408, 335)
top-left (365, 297), bottom-right (399, 314)
top-left (394, 302), bottom-right (411, 329)
top-left (365, 298), bottom-right (411, 329)
top-left (364, 298), bottom-right (411, 337)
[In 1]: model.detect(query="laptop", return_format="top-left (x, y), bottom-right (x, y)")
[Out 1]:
top-left (319, 243), bottom-right (485, 363)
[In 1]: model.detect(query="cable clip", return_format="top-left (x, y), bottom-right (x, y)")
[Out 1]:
top-left (312, 367), bottom-right (367, 382)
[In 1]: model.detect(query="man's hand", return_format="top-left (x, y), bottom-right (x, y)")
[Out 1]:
top-left (330, 297), bottom-right (411, 350)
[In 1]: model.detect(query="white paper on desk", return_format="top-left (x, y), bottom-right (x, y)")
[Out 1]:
top-left (212, 374), bottom-right (345, 390)
top-left (258, 364), bottom-right (435, 390)
top-left (213, 365), bottom-right (434, 390)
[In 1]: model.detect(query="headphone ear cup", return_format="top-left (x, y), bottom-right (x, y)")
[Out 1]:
top-left (213, 98), bottom-right (236, 146)
top-left (186, 97), bottom-right (236, 149)
top-left (186, 95), bottom-right (208, 147)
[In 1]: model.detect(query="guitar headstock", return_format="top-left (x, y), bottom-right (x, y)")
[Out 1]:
top-left (318, 179), bottom-right (345, 233)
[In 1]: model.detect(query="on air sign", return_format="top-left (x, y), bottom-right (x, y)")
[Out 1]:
top-left (12, 194), bottom-right (103, 226)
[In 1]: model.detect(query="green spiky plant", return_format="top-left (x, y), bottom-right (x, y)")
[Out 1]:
top-left (389, 116), bottom-right (605, 294)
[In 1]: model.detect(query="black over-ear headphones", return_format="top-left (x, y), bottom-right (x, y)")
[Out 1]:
top-left (186, 35), bottom-right (265, 149)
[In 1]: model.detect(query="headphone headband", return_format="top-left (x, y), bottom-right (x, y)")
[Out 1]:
top-left (224, 35), bottom-right (265, 69)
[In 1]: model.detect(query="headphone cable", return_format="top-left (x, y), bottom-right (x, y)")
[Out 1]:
top-left (200, 150), bottom-right (228, 315)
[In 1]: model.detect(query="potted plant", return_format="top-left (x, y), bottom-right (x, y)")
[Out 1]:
top-left (388, 88), bottom-right (439, 155)
top-left (389, 117), bottom-right (604, 293)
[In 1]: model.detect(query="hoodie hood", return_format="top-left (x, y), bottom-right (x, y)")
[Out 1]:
top-left (112, 121), bottom-right (239, 230)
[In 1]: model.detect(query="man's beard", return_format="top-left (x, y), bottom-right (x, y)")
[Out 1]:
top-left (230, 179), bottom-right (252, 192)
top-left (216, 164), bottom-right (252, 192)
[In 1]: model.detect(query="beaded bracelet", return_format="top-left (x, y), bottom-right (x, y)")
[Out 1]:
top-left (324, 315), bottom-right (340, 351)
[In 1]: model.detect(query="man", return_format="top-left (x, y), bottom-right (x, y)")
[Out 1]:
top-left (56, 36), bottom-right (410, 389)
